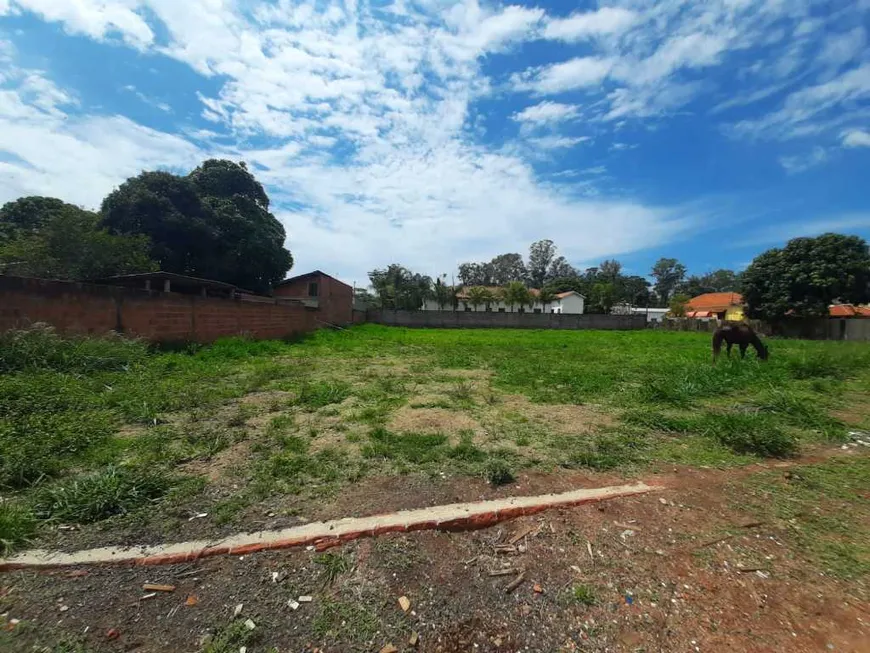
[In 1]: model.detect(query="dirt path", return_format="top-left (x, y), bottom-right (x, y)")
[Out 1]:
top-left (2, 454), bottom-right (868, 653)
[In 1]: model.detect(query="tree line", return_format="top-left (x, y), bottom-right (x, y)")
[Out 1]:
top-left (0, 160), bottom-right (293, 294)
top-left (361, 239), bottom-right (744, 313)
top-left (362, 234), bottom-right (870, 322)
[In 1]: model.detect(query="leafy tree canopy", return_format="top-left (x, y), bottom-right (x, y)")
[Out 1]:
top-left (0, 198), bottom-right (155, 280)
top-left (742, 233), bottom-right (870, 321)
top-left (651, 257), bottom-right (687, 304)
top-left (368, 264), bottom-right (432, 310)
top-left (100, 159), bottom-right (292, 293)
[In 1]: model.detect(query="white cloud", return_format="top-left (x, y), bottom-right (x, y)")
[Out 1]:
top-left (731, 64), bottom-right (870, 140)
top-left (842, 128), bottom-right (870, 148)
top-left (512, 101), bottom-right (578, 124)
top-left (543, 7), bottom-right (638, 42)
top-left (526, 135), bottom-right (589, 149)
top-left (778, 146), bottom-right (829, 174)
top-left (818, 27), bottom-right (866, 68)
top-left (740, 213), bottom-right (870, 247)
top-left (2, 0), bottom-right (154, 49)
top-left (514, 57), bottom-right (614, 94)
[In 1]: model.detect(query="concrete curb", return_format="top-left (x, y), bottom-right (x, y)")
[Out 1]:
top-left (1, 482), bottom-right (657, 571)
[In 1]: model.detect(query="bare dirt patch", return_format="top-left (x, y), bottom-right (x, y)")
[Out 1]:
top-left (498, 394), bottom-right (615, 435)
top-left (181, 440), bottom-right (252, 483)
top-left (4, 456), bottom-right (867, 653)
top-left (388, 406), bottom-right (483, 437)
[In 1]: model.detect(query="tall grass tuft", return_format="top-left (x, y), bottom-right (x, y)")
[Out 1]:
top-left (33, 466), bottom-right (173, 524)
top-left (0, 324), bottom-right (147, 373)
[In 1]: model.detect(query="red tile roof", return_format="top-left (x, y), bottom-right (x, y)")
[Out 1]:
top-left (829, 304), bottom-right (870, 317)
top-left (686, 292), bottom-right (743, 312)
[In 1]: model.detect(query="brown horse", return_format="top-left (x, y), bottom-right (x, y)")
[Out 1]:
top-left (712, 323), bottom-right (768, 363)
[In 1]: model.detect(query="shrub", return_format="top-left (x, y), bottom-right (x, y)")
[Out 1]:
top-left (33, 466), bottom-right (173, 524)
top-left (483, 458), bottom-right (514, 486)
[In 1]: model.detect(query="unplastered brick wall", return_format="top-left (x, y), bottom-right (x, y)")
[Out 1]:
top-left (273, 272), bottom-right (353, 327)
top-left (0, 276), bottom-right (319, 343)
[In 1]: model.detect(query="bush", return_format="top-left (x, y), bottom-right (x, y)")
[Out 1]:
top-left (0, 324), bottom-right (147, 374)
top-left (33, 466), bottom-right (173, 524)
top-left (483, 458), bottom-right (514, 486)
top-left (0, 501), bottom-right (37, 555)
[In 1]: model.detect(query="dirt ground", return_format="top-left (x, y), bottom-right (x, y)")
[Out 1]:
top-left (3, 451), bottom-right (868, 653)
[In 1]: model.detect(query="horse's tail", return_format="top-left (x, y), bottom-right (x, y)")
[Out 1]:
top-left (712, 329), bottom-right (724, 363)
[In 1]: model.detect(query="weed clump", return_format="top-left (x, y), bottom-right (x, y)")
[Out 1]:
top-left (0, 501), bottom-right (37, 555)
top-left (483, 458), bottom-right (515, 486)
top-left (33, 466), bottom-right (173, 524)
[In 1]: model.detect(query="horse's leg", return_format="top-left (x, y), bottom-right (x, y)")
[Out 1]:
top-left (739, 343), bottom-right (748, 359)
top-left (726, 343), bottom-right (733, 358)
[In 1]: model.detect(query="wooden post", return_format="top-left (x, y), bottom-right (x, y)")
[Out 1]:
top-left (145, 280), bottom-right (151, 291)
top-left (163, 279), bottom-right (171, 293)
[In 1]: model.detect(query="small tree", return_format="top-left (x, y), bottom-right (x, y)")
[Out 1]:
top-left (538, 287), bottom-right (557, 313)
top-left (466, 286), bottom-right (491, 312)
top-left (479, 287), bottom-right (496, 311)
top-left (669, 293), bottom-right (691, 317)
top-left (503, 281), bottom-right (532, 313)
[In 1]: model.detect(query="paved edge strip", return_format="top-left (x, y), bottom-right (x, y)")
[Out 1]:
top-left (0, 482), bottom-right (657, 571)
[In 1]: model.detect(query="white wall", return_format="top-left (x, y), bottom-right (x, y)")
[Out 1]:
top-left (422, 294), bottom-right (585, 314)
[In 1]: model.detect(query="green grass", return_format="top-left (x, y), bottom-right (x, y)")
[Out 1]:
top-left (0, 501), bottom-right (36, 555)
top-left (568, 584), bottom-right (597, 606)
top-left (314, 552), bottom-right (352, 584)
top-left (736, 456), bottom-right (870, 580)
top-left (32, 466), bottom-right (174, 524)
top-left (202, 619), bottom-right (260, 653)
top-left (312, 599), bottom-right (380, 643)
top-left (3, 323), bottom-right (870, 555)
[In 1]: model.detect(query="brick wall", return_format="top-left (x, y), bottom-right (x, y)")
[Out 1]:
top-left (273, 273), bottom-right (353, 327)
top-left (0, 276), bottom-right (319, 342)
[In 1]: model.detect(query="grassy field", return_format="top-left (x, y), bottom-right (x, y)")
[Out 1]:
top-left (2, 323), bottom-right (870, 557)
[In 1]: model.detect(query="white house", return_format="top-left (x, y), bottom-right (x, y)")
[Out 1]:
top-left (612, 303), bottom-right (668, 323)
top-left (422, 288), bottom-right (585, 314)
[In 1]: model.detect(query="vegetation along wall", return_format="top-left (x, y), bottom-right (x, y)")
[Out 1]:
top-left (0, 276), bottom-right (323, 343)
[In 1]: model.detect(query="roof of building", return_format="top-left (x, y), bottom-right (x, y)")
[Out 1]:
top-left (275, 270), bottom-right (351, 288)
top-left (686, 292), bottom-right (744, 312)
top-left (92, 271), bottom-right (241, 292)
top-left (685, 310), bottom-right (717, 318)
top-left (829, 304), bottom-right (870, 317)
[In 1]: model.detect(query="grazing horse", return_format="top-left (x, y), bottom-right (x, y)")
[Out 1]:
top-left (712, 323), bottom-right (768, 363)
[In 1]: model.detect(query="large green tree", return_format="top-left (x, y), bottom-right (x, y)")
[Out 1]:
top-left (679, 269), bottom-right (741, 297)
top-left (0, 198), bottom-right (155, 280)
top-left (742, 233), bottom-right (870, 321)
top-left (100, 159), bottom-right (293, 293)
top-left (651, 257), bottom-right (687, 305)
top-left (368, 264), bottom-right (432, 310)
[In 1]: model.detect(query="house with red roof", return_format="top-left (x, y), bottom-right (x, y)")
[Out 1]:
top-left (685, 292), bottom-right (745, 321)
top-left (829, 304), bottom-right (870, 318)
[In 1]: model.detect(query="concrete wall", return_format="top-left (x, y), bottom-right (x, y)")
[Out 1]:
top-left (0, 275), bottom-right (320, 342)
top-left (776, 317), bottom-right (870, 341)
top-left (368, 309), bottom-right (645, 330)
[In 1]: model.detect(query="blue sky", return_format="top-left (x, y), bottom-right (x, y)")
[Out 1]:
top-left (1, 0), bottom-right (869, 286)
